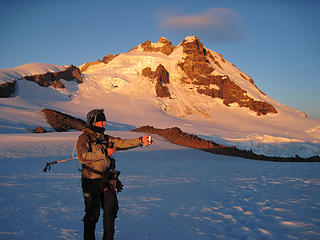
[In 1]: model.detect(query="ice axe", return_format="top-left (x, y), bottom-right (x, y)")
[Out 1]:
top-left (43, 157), bottom-right (78, 172)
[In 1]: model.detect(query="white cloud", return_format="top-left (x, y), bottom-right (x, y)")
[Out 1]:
top-left (163, 14), bottom-right (213, 29)
top-left (159, 8), bottom-right (245, 42)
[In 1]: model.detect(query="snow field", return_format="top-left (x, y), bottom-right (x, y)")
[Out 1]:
top-left (1, 38), bottom-right (320, 240)
top-left (1, 56), bottom-right (320, 157)
top-left (0, 63), bottom-right (66, 84)
top-left (0, 131), bottom-right (319, 240)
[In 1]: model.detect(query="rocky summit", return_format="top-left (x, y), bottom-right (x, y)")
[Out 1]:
top-left (1, 36), bottom-right (319, 157)
top-left (81, 35), bottom-right (279, 117)
top-left (177, 36), bottom-right (277, 115)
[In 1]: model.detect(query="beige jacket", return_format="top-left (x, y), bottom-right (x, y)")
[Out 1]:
top-left (76, 128), bottom-right (141, 179)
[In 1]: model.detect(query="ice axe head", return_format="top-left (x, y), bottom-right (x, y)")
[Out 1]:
top-left (43, 163), bottom-right (51, 173)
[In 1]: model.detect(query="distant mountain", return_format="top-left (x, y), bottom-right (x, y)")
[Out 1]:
top-left (0, 36), bottom-right (319, 158)
top-left (79, 36), bottom-right (303, 119)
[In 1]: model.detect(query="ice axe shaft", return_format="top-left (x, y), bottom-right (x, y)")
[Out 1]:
top-left (43, 157), bottom-right (78, 172)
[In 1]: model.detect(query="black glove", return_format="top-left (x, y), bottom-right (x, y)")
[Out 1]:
top-left (116, 180), bottom-right (124, 192)
top-left (108, 179), bottom-right (117, 193)
top-left (108, 179), bottom-right (123, 193)
top-left (108, 170), bottom-right (123, 193)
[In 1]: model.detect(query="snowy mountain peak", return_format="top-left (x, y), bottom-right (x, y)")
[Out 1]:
top-left (176, 35), bottom-right (206, 54)
top-left (182, 35), bottom-right (199, 43)
top-left (78, 35), bottom-right (311, 118)
top-left (1, 36), bottom-right (319, 158)
top-left (172, 36), bottom-right (278, 116)
top-left (179, 35), bottom-right (202, 45)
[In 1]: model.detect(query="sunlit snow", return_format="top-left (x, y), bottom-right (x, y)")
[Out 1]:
top-left (0, 132), bottom-right (319, 239)
top-left (0, 53), bottom-right (320, 240)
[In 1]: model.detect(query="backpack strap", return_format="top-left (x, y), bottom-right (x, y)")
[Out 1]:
top-left (82, 164), bottom-right (104, 176)
top-left (82, 129), bottom-right (93, 152)
top-left (80, 129), bottom-right (111, 176)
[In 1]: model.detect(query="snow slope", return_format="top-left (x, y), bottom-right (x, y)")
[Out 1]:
top-left (0, 38), bottom-right (320, 158)
top-left (0, 63), bottom-right (66, 84)
top-left (0, 132), bottom-right (319, 240)
top-left (75, 37), bottom-right (320, 158)
top-left (0, 49), bottom-right (319, 239)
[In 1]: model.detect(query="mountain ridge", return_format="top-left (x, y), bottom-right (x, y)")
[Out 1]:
top-left (79, 35), bottom-right (290, 117)
top-left (0, 36), bottom-right (319, 158)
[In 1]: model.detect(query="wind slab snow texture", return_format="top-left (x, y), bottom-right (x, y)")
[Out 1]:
top-left (0, 132), bottom-right (319, 240)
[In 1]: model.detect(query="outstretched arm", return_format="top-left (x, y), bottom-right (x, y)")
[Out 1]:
top-left (109, 135), bottom-right (152, 150)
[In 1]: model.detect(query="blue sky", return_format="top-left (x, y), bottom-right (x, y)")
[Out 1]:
top-left (1, 0), bottom-right (319, 119)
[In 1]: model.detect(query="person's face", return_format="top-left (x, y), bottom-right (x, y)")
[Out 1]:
top-left (94, 121), bottom-right (106, 128)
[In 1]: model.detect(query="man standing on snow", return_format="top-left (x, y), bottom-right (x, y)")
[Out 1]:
top-left (76, 109), bottom-right (152, 240)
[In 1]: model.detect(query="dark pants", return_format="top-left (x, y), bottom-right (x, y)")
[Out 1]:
top-left (82, 178), bottom-right (119, 240)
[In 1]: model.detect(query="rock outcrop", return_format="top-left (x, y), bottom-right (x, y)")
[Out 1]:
top-left (139, 37), bottom-right (175, 55)
top-left (142, 64), bottom-right (171, 98)
top-left (177, 36), bottom-right (277, 116)
top-left (80, 60), bottom-right (101, 73)
top-left (0, 80), bottom-right (16, 97)
top-left (40, 108), bottom-right (319, 162)
top-left (32, 126), bottom-right (48, 133)
top-left (24, 65), bottom-right (82, 88)
top-left (101, 54), bottom-right (118, 64)
top-left (80, 54), bottom-right (119, 73)
top-left (42, 108), bottom-right (86, 132)
top-left (133, 126), bottom-right (320, 162)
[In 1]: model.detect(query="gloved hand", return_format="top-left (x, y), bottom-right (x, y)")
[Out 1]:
top-left (141, 135), bottom-right (153, 146)
top-left (108, 170), bottom-right (123, 193)
top-left (116, 180), bottom-right (124, 192)
top-left (109, 180), bottom-right (117, 193)
top-left (108, 179), bottom-right (124, 193)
